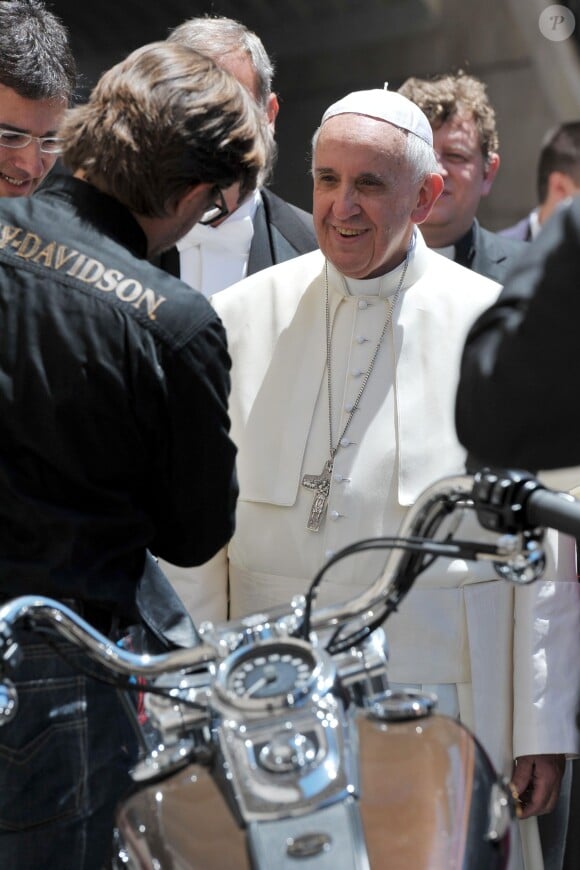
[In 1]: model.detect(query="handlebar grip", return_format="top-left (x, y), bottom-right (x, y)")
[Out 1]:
top-left (525, 488), bottom-right (580, 539)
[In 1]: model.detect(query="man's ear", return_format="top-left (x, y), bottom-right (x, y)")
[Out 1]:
top-left (481, 152), bottom-right (500, 196)
top-left (266, 93), bottom-right (279, 130)
top-left (171, 182), bottom-right (212, 218)
top-left (411, 172), bottom-right (444, 224)
top-left (548, 170), bottom-right (580, 201)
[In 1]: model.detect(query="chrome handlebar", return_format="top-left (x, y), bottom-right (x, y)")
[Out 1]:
top-left (0, 595), bottom-right (218, 677)
top-left (2, 470), bottom-right (572, 691)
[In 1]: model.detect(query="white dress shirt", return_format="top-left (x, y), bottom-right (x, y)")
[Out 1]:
top-left (176, 189), bottom-right (261, 296)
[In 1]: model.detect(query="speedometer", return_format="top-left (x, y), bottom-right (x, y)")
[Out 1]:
top-left (215, 638), bottom-right (322, 711)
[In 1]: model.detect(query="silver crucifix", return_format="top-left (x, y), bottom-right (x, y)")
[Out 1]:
top-left (301, 459), bottom-right (333, 532)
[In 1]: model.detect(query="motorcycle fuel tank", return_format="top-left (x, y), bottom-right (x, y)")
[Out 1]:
top-left (115, 709), bottom-right (510, 869)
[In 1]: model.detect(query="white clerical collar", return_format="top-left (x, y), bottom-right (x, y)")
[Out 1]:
top-left (431, 244), bottom-right (455, 260)
top-left (341, 230), bottom-right (418, 297)
top-left (344, 273), bottom-right (383, 296)
top-left (327, 229), bottom-right (430, 300)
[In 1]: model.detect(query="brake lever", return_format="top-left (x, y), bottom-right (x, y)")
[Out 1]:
top-left (470, 468), bottom-right (548, 584)
top-left (472, 468), bottom-right (545, 534)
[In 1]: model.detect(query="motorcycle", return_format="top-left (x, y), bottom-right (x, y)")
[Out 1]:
top-left (1, 468), bottom-right (578, 869)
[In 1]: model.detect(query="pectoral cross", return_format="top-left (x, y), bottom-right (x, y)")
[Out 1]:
top-left (301, 459), bottom-right (333, 532)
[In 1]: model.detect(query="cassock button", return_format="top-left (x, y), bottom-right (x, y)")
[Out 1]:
top-left (325, 549), bottom-right (334, 560)
top-left (356, 335), bottom-right (367, 344)
top-left (345, 402), bottom-right (354, 412)
top-left (330, 510), bottom-right (340, 520)
top-left (339, 437), bottom-right (350, 448)
top-left (351, 368), bottom-right (364, 378)
top-left (334, 473), bottom-right (344, 482)
top-left (358, 299), bottom-right (368, 310)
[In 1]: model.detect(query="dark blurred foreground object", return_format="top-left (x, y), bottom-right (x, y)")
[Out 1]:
top-left (456, 196), bottom-right (580, 471)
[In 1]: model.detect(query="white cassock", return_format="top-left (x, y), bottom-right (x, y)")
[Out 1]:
top-left (182, 231), bottom-right (580, 870)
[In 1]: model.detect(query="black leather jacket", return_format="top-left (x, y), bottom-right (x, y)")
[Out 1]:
top-left (0, 176), bottom-right (237, 638)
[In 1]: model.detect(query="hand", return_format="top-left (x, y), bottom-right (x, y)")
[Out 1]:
top-left (511, 754), bottom-right (566, 819)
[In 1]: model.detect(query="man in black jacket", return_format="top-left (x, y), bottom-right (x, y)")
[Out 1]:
top-left (0, 41), bottom-right (266, 869)
top-left (158, 15), bottom-right (317, 298)
top-left (399, 73), bottom-right (524, 284)
top-left (401, 72), bottom-right (574, 870)
top-left (456, 195), bottom-right (580, 870)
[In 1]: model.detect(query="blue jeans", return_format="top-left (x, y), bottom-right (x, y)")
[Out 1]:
top-left (0, 631), bottom-right (139, 869)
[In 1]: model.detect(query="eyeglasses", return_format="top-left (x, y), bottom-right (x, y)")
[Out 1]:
top-left (0, 127), bottom-right (63, 155)
top-left (198, 186), bottom-right (229, 225)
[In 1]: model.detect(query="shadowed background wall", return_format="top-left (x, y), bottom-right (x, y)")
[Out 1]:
top-left (49, 0), bottom-right (580, 230)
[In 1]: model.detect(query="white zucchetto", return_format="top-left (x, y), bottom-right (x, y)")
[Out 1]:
top-left (321, 87), bottom-right (433, 146)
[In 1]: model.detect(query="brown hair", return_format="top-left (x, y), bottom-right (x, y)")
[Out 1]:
top-left (398, 73), bottom-right (499, 162)
top-left (60, 41), bottom-right (267, 217)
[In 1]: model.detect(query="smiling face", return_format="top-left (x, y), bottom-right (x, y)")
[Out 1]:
top-left (312, 114), bottom-right (439, 279)
top-left (421, 110), bottom-right (499, 247)
top-left (0, 83), bottom-right (67, 198)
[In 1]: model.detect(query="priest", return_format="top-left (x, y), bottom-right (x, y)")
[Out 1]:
top-left (193, 88), bottom-right (580, 870)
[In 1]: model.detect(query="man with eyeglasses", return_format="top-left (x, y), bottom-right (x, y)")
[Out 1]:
top-left (156, 15), bottom-right (317, 623)
top-left (0, 41), bottom-right (266, 869)
top-left (198, 184), bottom-right (230, 226)
top-left (159, 16), bottom-right (317, 299)
top-left (0, 0), bottom-right (76, 199)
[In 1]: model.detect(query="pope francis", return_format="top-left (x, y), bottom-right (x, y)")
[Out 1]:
top-left (172, 88), bottom-right (580, 870)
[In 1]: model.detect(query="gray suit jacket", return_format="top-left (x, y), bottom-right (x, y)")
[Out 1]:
top-left (499, 214), bottom-right (533, 242)
top-left (454, 219), bottom-right (527, 284)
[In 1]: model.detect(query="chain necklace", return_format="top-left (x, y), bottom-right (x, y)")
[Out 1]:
top-left (301, 249), bottom-right (410, 531)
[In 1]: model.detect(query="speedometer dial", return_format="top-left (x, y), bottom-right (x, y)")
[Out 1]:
top-left (216, 639), bottom-right (321, 711)
top-left (229, 649), bottom-right (313, 699)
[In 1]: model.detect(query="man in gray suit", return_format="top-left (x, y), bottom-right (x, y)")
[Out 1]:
top-left (399, 73), bottom-right (524, 284)
top-left (501, 121), bottom-right (580, 241)
top-left (157, 16), bottom-right (316, 297)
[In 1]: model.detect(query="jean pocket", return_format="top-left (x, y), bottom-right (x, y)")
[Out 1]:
top-left (0, 674), bottom-right (87, 831)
